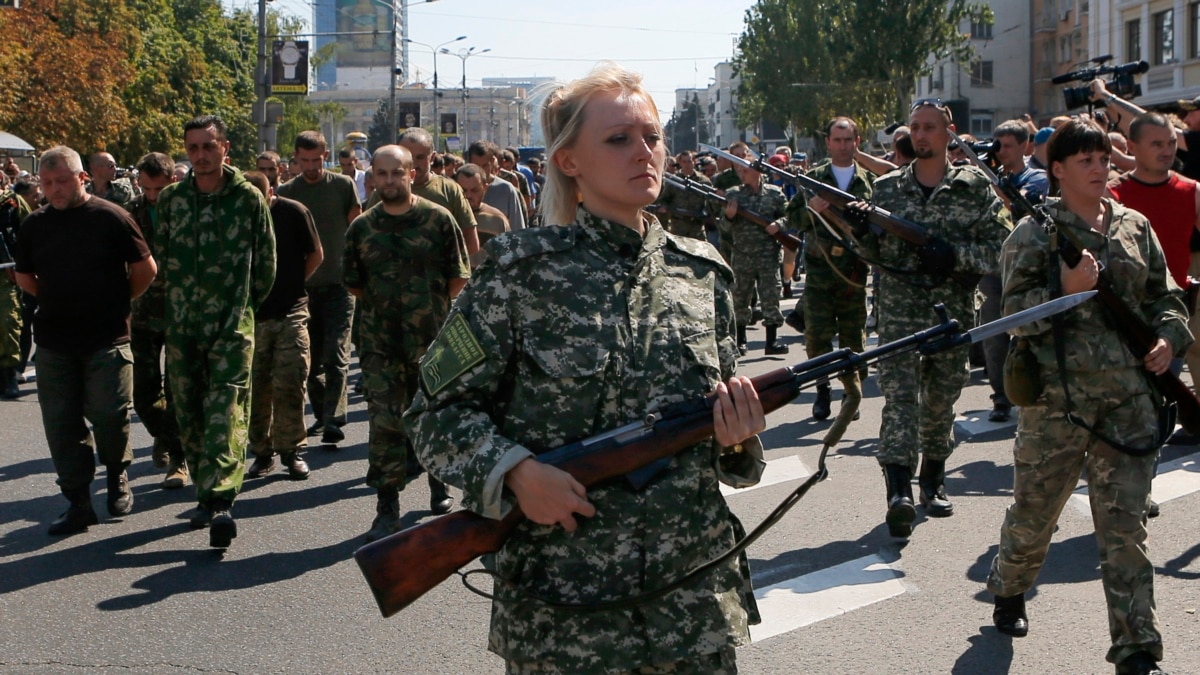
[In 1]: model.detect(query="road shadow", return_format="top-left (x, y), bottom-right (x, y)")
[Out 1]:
top-left (750, 526), bottom-right (909, 589)
top-left (951, 633), bottom-right (1015, 675)
top-left (1160, 541), bottom-right (1200, 580)
top-left (965, 535), bottom-right (1101, 593)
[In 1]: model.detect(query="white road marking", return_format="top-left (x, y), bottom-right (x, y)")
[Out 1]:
top-left (1069, 455), bottom-right (1200, 516)
top-left (954, 409), bottom-right (1018, 439)
top-left (721, 454), bottom-right (811, 497)
top-left (750, 554), bottom-right (907, 642)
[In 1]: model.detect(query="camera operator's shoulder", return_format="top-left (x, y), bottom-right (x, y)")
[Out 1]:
top-left (948, 164), bottom-right (992, 189)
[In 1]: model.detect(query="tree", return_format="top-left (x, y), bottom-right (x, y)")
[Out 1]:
top-left (367, 98), bottom-right (392, 153)
top-left (735, 0), bottom-right (990, 141)
top-left (666, 94), bottom-right (709, 153)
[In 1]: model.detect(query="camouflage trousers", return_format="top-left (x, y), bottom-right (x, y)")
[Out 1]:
top-left (131, 324), bottom-right (182, 460)
top-left (731, 246), bottom-right (784, 327)
top-left (36, 344), bottom-right (133, 492)
top-left (978, 273), bottom-right (1009, 403)
top-left (0, 275), bottom-right (20, 369)
top-left (249, 307), bottom-right (310, 458)
top-left (306, 284), bottom-right (354, 429)
top-left (987, 383), bottom-right (1161, 665)
top-left (875, 285), bottom-right (972, 466)
top-left (804, 271), bottom-right (867, 390)
top-left (167, 330), bottom-right (253, 507)
top-left (361, 351), bottom-right (419, 490)
top-left (505, 646), bottom-right (737, 674)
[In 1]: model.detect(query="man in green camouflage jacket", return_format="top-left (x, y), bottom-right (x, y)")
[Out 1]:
top-left (724, 162), bottom-right (790, 355)
top-left (158, 116), bottom-right (276, 548)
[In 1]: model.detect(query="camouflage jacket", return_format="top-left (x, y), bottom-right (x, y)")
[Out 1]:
top-left (406, 207), bottom-right (759, 670)
top-left (157, 164), bottom-right (276, 339)
top-left (787, 161), bottom-right (873, 279)
top-left (1002, 198), bottom-right (1192, 400)
top-left (126, 195), bottom-right (167, 331)
top-left (343, 196), bottom-right (470, 360)
top-left (657, 171), bottom-right (716, 229)
top-left (867, 162), bottom-right (1011, 290)
top-left (87, 178), bottom-right (135, 210)
top-left (724, 180), bottom-right (788, 256)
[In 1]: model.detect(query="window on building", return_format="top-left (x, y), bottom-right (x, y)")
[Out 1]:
top-left (970, 20), bottom-right (993, 40)
top-left (970, 113), bottom-right (993, 136)
top-left (1192, 2), bottom-right (1200, 59)
top-left (1155, 10), bottom-right (1176, 64)
top-left (932, 64), bottom-right (944, 90)
top-left (970, 60), bottom-right (994, 87)
top-left (1127, 18), bottom-right (1142, 62)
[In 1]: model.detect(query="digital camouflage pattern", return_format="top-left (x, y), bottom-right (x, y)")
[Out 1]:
top-left (0, 189), bottom-right (31, 369)
top-left (344, 197), bottom-right (469, 489)
top-left (725, 179), bottom-right (788, 327)
top-left (866, 163), bottom-right (1011, 466)
top-left (657, 171), bottom-right (716, 240)
top-left (248, 307), bottom-right (310, 457)
top-left (126, 195), bottom-right (181, 458)
top-left (988, 198), bottom-right (1190, 665)
top-left (158, 164), bottom-right (276, 506)
top-left (788, 162), bottom-right (873, 373)
top-left (406, 207), bottom-right (760, 672)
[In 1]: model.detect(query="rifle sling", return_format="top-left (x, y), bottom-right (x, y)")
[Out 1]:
top-left (1047, 220), bottom-right (1167, 457)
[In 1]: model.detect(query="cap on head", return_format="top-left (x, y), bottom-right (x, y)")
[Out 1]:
top-left (1034, 127), bottom-right (1054, 146)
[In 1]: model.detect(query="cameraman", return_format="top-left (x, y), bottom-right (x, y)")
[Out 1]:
top-left (1090, 79), bottom-right (1196, 179)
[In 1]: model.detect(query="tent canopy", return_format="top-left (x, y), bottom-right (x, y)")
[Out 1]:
top-left (0, 131), bottom-right (35, 153)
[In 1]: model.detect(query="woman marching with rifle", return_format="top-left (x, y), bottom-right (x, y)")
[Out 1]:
top-left (988, 119), bottom-right (1189, 675)
top-left (405, 64), bottom-right (767, 673)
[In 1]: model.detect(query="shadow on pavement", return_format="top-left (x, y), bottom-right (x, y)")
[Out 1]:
top-left (951, 633), bottom-right (1015, 675)
top-left (749, 526), bottom-right (909, 589)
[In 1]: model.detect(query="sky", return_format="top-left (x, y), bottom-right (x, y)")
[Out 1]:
top-left (223, 0), bottom-right (758, 121)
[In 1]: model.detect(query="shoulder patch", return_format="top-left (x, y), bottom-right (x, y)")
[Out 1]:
top-left (487, 225), bottom-right (578, 269)
top-left (665, 233), bottom-right (732, 279)
top-left (420, 313), bottom-right (488, 396)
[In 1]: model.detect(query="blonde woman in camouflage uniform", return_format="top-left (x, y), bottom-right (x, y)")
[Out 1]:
top-left (406, 64), bottom-right (766, 674)
top-left (989, 120), bottom-right (1187, 675)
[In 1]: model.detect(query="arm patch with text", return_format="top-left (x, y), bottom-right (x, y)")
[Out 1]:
top-left (420, 313), bottom-right (487, 396)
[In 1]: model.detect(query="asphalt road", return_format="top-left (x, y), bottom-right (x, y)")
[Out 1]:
top-left (2, 296), bottom-right (1198, 674)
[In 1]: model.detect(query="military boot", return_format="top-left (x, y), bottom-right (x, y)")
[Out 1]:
top-left (364, 487), bottom-right (401, 542)
top-left (161, 457), bottom-right (189, 489)
top-left (47, 487), bottom-right (98, 536)
top-left (992, 593), bottom-right (1028, 637)
top-left (246, 454), bottom-right (276, 478)
top-left (150, 438), bottom-right (170, 468)
top-left (764, 326), bottom-right (789, 355)
top-left (1115, 651), bottom-right (1169, 675)
top-left (106, 468), bottom-right (133, 517)
top-left (281, 451), bottom-right (310, 480)
top-left (209, 499), bottom-right (237, 548)
top-left (1, 367), bottom-right (19, 399)
top-left (918, 457), bottom-right (954, 517)
top-left (812, 383), bottom-right (832, 420)
top-left (785, 308), bottom-right (805, 333)
top-left (882, 464), bottom-right (916, 538)
top-left (736, 325), bottom-right (748, 356)
top-left (429, 475), bottom-right (453, 514)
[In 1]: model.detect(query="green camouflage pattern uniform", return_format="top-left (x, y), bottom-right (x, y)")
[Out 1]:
top-left (988, 199), bottom-right (1190, 666)
top-left (88, 178), bottom-right (136, 210)
top-left (0, 190), bottom-right (31, 370)
top-left (725, 179), bottom-right (788, 328)
top-left (126, 194), bottom-right (182, 460)
top-left (788, 162), bottom-right (872, 380)
top-left (866, 163), bottom-right (1011, 467)
top-left (405, 207), bottom-right (761, 673)
top-left (712, 168), bottom-right (741, 261)
top-left (344, 197), bottom-right (469, 490)
top-left (158, 164), bottom-right (276, 507)
top-left (656, 171), bottom-right (715, 240)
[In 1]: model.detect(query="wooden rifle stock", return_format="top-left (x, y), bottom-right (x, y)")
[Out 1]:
top-left (353, 313), bottom-right (990, 618)
top-left (663, 174), bottom-right (801, 252)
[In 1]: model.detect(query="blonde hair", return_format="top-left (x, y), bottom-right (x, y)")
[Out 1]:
top-left (538, 63), bottom-right (661, 226)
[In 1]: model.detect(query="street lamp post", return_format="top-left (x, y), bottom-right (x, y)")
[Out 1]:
top-left (384, 0), bottom-right (443, 145)
top-left (405, 35), bottom-right (466, 150)
top-left (442, 46), bottom-right (490, 150)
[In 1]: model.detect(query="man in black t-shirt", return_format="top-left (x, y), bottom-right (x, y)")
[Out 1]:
top-left (14, 146), bottom-right (157, 536)
top-left (243, 171), bottom-right (323, 481)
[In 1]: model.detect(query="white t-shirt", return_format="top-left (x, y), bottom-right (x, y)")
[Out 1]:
top-left (831, 163), bottom-right (855, 192)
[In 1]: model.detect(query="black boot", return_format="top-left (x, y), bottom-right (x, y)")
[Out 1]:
top-left (812, 383), bottom-right (832, 420)
top-left (882, 464), bottom-right (916, 538)
top-left (208, 499), bottom-right (237, 548)
top-left (764, 326), bottom-right (789, 355)
top-left (1115, 651), bottom-right (1169, 675)
top-left (48, 487), bottom-right (98, 536)
top-left (992, 593), bottom-right (1028, 637)
top-left (365, 486), bottom-right (401, 542)
top-left (106, 468), bottom-right (133, 517)
top-left (736, 325), bottom-right (748, 356)
top-left (429, 474), bottom-right (453, 514)
top-left (918, 457), bottom-right (954, 517)
top-left (0, 367), bottom-right (19, 399)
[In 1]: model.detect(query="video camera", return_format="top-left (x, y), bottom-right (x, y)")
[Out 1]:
top-left (1052, 55), bottom-right (1148, 110)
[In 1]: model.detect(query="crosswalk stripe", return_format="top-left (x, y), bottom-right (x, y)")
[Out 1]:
top-left (721, 454), bottom-right (811, 497)
top-left (750, 554), bottom-right (907, 642)
top-left (1069, 455), bottom-right (1200, 516)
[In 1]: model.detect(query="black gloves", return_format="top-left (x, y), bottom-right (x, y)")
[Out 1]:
top-left (843, 203), bottom-right (872, 238)
top-left (916, 237), bottom-right (956, 275)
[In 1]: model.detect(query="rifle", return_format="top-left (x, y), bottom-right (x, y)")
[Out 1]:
top-left (354, 292), bottom-right (1095, 617)
top-left (662, 173), bottom-right (801, 252)
top-left (953, 132), bottom-right (1200, 435)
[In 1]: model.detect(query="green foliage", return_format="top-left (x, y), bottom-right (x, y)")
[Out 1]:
top-left (736, 0), bottom-right (991, 141)
top-left (367, 99), bottom-right (392, 153)
top-left (665, 95), bottom-right (709, 153)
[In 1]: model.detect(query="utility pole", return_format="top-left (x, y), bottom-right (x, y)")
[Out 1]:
top-left (255, 0), bottom-right (270, 151)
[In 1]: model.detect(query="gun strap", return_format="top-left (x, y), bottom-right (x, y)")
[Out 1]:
top-left (807, 208), bottom-right (866, 289)
top-left (1048, 217), bottom-right (1165, 456)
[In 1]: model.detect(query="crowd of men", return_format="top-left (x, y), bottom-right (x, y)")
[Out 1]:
top-left (1, 76), bottom-right (1195, 673)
